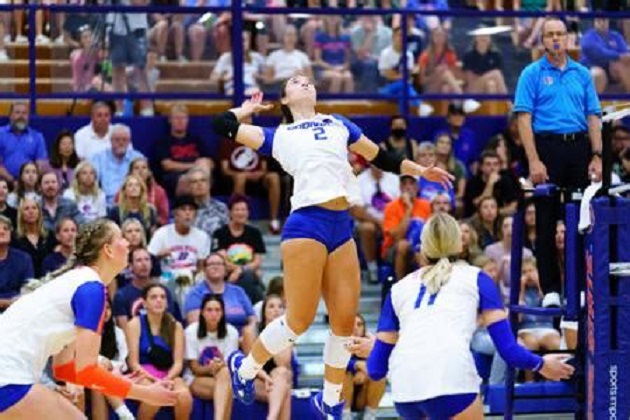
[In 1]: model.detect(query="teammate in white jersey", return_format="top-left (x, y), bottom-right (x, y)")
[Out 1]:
top-left (0, 219), bottom-right (178, 419)
top-left (364, 212), bottom-right (574, 419)
top-left (211, 76), bottom-right (453, 419)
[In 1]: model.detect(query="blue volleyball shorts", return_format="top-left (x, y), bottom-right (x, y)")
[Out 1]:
top-left (282, 206), bottom-right (353, 253)
top-left (0, 384), bottom-right (32, 413)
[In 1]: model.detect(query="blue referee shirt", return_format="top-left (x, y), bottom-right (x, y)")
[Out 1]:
top-left (513, 55), bottom-right (601, 134)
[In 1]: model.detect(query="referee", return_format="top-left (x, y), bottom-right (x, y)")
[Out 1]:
top-left (513, 17), bottom-right (602, 304)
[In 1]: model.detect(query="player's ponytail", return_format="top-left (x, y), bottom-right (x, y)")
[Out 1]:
top-left (422, 257), bottom-right (452, 295)
top-left (21, 256), bottom-right (78, 294)
top-left (419, 212), bottom-right (462, 295)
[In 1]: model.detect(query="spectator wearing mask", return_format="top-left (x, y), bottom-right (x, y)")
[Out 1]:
top-left (380, 116), bottom-right (418, 162)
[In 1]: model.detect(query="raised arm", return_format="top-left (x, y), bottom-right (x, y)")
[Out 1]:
top-left (349, 135), bottom-right (454, 188)
top-left (211, 91), bottom-right (275, 152)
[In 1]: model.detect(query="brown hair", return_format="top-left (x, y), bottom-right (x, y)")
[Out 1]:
top-left (142, 283), bottom-right (177, 348)
top-left (280, 79), bottom-right (294, 124)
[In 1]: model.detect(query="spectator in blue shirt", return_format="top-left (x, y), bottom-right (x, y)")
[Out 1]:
top-left (514, 16), bottom-right (602, 303)
top-left (113, 247), bottom-right (182, 331)
top-left (41, 217), bottom-right (77, 275)
top-left (581, 17), bottom-right (630, 94)
top-left (445, 102), bottom-right (479, 170)
top-left (313, 16), bottom-right (354, 94)
top-left (0, 215), bottom-right (34, 313)
top-left (184, 252), bottom-right (257, 352)
top-left (0, 102), bottom-right (48, 183)
top-left (39, 171), bottom-right (85, 232)
top-left (91, 123), bottom-right (145, 206)
top-left (415, 141), bottom-right (456, 206)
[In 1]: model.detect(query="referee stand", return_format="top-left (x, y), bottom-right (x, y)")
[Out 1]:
top-left (502, 183), bottom-right (582, 419)
top-left (502, 112), bottom-right (630, 419)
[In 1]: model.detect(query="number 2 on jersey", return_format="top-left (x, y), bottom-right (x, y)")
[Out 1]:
top-left (313, 127), bottom-right (328, 141)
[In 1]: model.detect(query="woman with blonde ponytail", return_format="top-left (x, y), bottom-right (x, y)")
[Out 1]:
top-left (0, 219), bottom-right (179, 419)
top-left (355, 212), bottom-right (575, 420)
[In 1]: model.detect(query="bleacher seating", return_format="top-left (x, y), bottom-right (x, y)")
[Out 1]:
top-left (1, 42), bottom-right (523, 117)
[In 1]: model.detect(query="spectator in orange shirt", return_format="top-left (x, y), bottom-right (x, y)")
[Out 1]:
top-left (417, 26), bottom-right (462, 95)
top-left (381, 175), bottom-right (431, 280)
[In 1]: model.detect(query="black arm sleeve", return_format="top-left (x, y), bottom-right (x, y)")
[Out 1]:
top-left (211, 111), bottom-right (241, 140)
top-left (371, 148), bottom-right (404, 174)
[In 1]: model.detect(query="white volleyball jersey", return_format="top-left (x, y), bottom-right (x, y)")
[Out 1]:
top-left (259, 114), bottom-right (363, 211)
top-left (0, 267), bottom-right (107, 386)
top-left (379, 263), bottom-right (503, 402)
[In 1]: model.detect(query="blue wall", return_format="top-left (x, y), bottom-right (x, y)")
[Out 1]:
top-left (27, 115), bottom-right (510, 164)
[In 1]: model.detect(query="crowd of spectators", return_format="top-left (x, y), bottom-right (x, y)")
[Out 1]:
top-left (0, 98), bottom-right (297, 417)
top-left (1, 1), bottom-right (630, 418)
top-left (2, 0), bottom-right (628, 117)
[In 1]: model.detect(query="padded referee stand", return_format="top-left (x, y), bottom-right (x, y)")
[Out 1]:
top-left (499, 184), bottom-right (581, 419)
top-left (584, 196), bottom-right (630, 419)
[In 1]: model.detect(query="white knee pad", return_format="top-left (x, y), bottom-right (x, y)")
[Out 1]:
top-left (324, 333), bottom-right (352, 369)
top-left (259, 315), bottom-right (299, 355)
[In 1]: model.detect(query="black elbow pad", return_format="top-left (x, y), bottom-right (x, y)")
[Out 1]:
top-left (212, 111), bottom-right (241, 140)
top-left (371, 148), bottom-right (403, 174)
